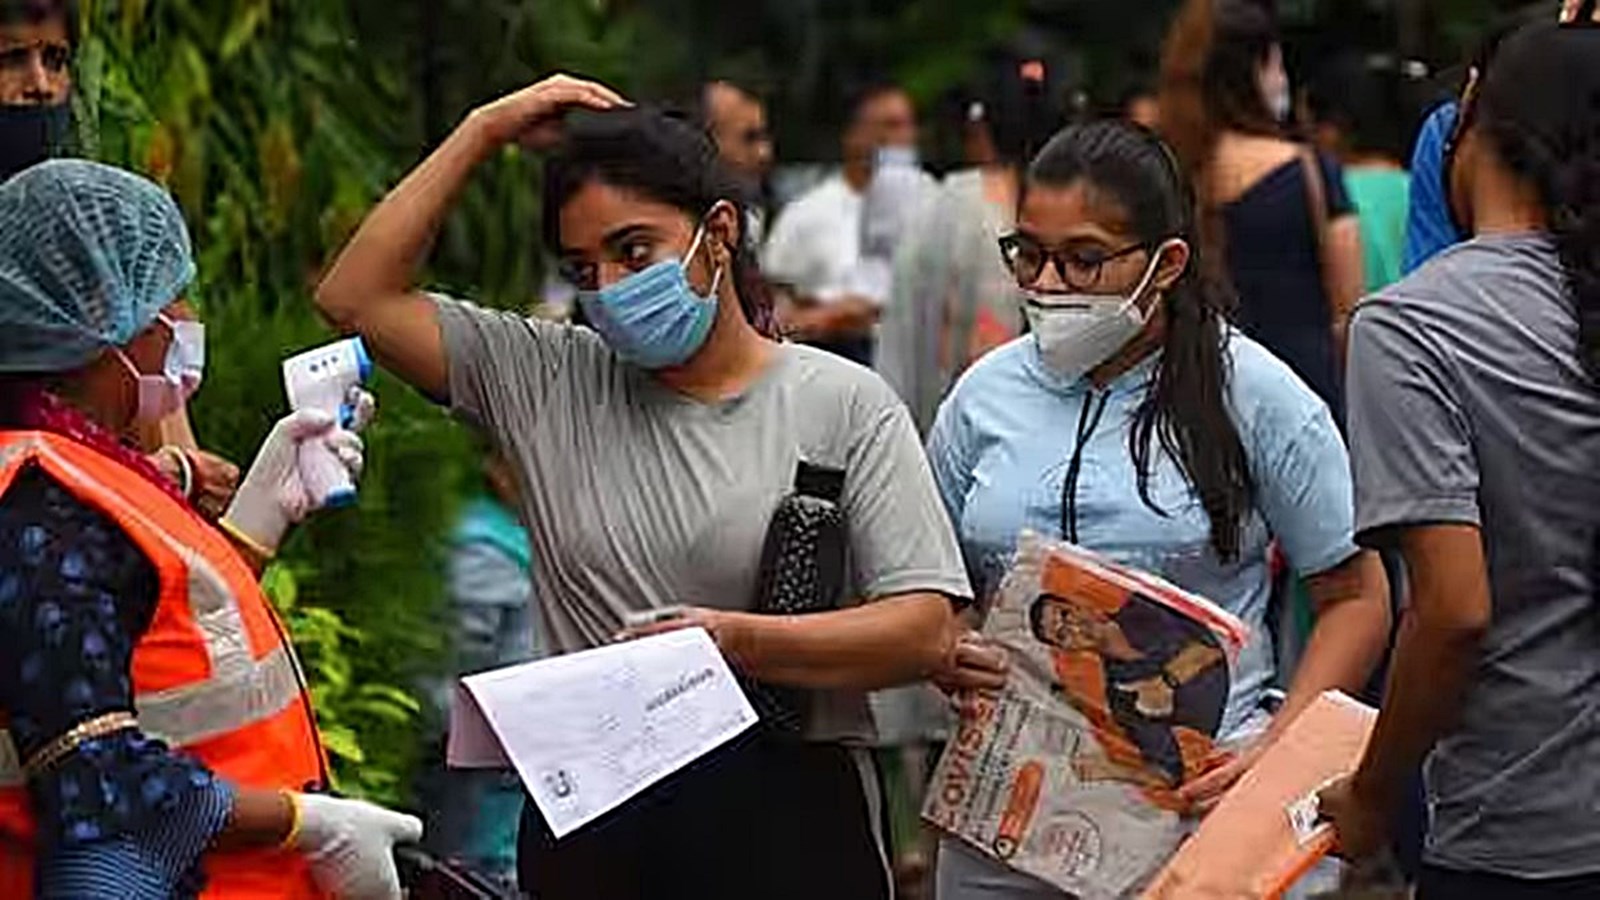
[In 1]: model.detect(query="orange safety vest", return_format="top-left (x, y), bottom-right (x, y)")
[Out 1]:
top-left (0, 431), bottom-right (327, 898)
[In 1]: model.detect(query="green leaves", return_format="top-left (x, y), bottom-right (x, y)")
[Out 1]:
top-left (219, 0), bottom-right (271, 61)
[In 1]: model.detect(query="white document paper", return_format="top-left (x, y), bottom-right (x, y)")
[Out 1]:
top-left (447, 628), bottom-right (759, 838)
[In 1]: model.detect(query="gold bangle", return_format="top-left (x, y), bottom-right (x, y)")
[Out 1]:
top-left (278, 790), bottom-right (304, 849)
top-left (22, 711), bottom-right (139, 777)
top-left (160, 445), bottom-right (196, 498)
top-left (218, 517), bottom-right (276, 562)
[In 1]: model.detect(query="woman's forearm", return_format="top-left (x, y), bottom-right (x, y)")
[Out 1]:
top-left (1275, 551), bottom-right (1391, 736)
top-left (716, 593), bottom-right (955, 691)
top-left (315, 113), bottom-right (497, 331)
top-left (212, 787), bottom-right (296, 851)
top-left (1353, 525), bottom-right (1489, 806)
top-left (1353, 604), bottom-right (1480, 805)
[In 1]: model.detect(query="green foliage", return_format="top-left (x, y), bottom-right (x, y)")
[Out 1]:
top-left (75, 0), bottom-right (474, 807)
top-left (263, 563), bottom-right (426, 801)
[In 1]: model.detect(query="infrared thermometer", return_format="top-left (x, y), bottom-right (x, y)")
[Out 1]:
top-left (282, 337), bottom-right (372, 509)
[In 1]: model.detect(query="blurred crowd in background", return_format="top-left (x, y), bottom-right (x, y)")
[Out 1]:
top-left (3, 0), bottom-right (1599, 898)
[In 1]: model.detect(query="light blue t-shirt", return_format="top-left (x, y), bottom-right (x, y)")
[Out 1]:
top-left (927, 333), bottom-right (1358, 737)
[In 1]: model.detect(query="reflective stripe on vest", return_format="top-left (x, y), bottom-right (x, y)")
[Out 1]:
top-left (0, 433), bottom-right (307, 787)
top-left (0, 643), bottom-right (302, 787)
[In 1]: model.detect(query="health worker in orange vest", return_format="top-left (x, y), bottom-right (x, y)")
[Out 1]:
top-left (0, 160), bottom-right (422, 898)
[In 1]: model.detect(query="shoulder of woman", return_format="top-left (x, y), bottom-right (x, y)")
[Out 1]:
top-left (0, 464), bottom-right (148, 585)
top-left (947, 335), bottom-right (1034, 397)
top-left (1209, 135), bottom-right (1302, 200)
top-left (1220, 330), bottom-right (1331, 429)
top-left (787, 343), bottom-right (903, 409)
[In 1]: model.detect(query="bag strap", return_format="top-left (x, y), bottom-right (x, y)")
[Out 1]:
top-left (1297, 148), bottom-right (1336, 303)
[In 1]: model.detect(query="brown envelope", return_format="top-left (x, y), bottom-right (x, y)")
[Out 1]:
top-left (1142, 691), bottom-right (1377, 900)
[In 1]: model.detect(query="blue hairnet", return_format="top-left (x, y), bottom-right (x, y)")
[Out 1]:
top-left (0, 160), bottom-right (196, 373)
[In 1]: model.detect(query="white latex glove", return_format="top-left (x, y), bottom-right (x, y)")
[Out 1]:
top-left (220, 387), bottom-right (373, 557)
top-left (291, 793), bottom-right (423, 900)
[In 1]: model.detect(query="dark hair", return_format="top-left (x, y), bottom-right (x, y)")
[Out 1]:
top-left (965, 56), bottom-right (1063, 165)
top-left (1467, 5), bottom-right (1557, 75)
top-left (1024, 121), bottom-right (1254, 561)
top-left (1306, 54), bottom-right (1409, 163)
top-left (542, 107), bottom-right (775, 337)
top-left (1471, 20), bottom-right (1600, 380)
top-left (1028, 596), bottom-right (1053, 644)
top-left (0, 0), bottom-right (78, 47)
top-left (1029, 594), bottom-right (1117, 647)
top-left (1113, 77), bottom-right (1158, 117)
top-left (1158, 0), bottom-right (1281, 179)
top-left (845, 81), bottom-right (909, 127)
top-left (689, 80), bottom-right (761, 130)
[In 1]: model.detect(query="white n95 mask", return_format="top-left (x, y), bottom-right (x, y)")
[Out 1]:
top-left (1023, 240), bottom-right (1177, 382)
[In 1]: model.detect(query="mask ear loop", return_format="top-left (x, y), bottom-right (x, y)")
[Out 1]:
top-left (1126, 238), bottom-right (1184, 323)
top-left (113, 347), bottom-right (147, 382)
top-left (685, 205), bottom-right (730, 297)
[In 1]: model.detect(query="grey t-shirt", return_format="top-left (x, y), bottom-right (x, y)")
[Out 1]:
top-left (1347, 234), bottom-right (1600, 878)
top-left (435, 296), bottom-right (972, 743)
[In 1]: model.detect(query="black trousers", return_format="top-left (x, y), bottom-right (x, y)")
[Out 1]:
top-left (517, 733), bottom-right (891, 900)
top-left (1419, 865), bottom-right (1600, 900)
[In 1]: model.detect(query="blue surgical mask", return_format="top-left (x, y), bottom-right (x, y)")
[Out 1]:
top-left (578, 224), bottom-right (723, 369)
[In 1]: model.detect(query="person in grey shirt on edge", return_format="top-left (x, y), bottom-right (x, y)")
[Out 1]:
top-left (1320, 19), bottom-right (1600, 900)
top-left (315, 74), bottom-right (1007, 900)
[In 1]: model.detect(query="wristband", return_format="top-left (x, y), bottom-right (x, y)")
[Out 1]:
top-left (219, 516), bottom-right (276, 562)
top-left (279, 790), bottom-right (303, 849)
top-left (155, 445), bottom-right (195, 498)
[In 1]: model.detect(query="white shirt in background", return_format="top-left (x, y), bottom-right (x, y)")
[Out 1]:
top-left (762, 173), bottom-right (864, 304)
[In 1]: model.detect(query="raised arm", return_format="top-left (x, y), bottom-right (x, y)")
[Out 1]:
top-left (315, 75), bottom-right (627, 401)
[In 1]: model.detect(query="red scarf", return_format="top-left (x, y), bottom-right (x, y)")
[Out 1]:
top-left (11, 388), bottom-right (191, 507)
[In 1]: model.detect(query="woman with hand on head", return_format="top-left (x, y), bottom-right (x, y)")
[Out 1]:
top-left (0, 160), bottom-right (420, 899)
top-left (317, 75), bottom-right (991, 900)
top-left (927, 122), bottom-right (1390, 898)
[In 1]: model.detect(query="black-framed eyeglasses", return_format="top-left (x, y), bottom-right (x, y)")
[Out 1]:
top-left (998, 233), bottom-right (1151, 292)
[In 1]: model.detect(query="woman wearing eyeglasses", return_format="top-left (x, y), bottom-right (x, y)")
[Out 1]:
top-left (928, 121), bottom-right (1391, 898)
